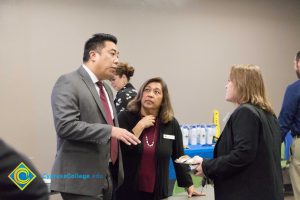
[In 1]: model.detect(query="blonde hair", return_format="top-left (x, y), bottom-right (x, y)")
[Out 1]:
top-left (127, 77), bottom-right (174, 123)
top-left (230, 64), bottom-right (274, 114)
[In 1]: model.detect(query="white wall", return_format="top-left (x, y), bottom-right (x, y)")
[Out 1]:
top-left (1, 0), bottom-right (300, 173)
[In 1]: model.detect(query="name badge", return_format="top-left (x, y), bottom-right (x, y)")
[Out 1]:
top-left (163, 134), bottom-right (175, 140)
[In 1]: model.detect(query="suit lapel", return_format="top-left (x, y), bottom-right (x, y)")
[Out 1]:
top-left (77, 66), bottom-right (108, 123)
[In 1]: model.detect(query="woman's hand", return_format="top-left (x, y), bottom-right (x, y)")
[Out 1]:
top-left (132, 115), bottom-right (156, 138)
top-left (186, 185), bottom-right (206, 198)
top-left (194, 163), bottom-right (204, 177)
top-left (138, 115), bottom-right (156, 129)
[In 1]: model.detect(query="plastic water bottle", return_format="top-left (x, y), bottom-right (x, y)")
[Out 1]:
top-left (211, 124), bottom-right (216, 143)
top-left (196, 125), bottom-right (201, 144)
top-left (181, 125), bottom-right (189, 146)
top-left (206, 124), bottom-right (213, 145)
top-left (200, 125), bottom-right (207, 145)
top-left (189, 125), bottom-right (197, 145)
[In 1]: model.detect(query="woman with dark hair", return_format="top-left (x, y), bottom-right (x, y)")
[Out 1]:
top-left (110, 62), bottom-right (137, 113)
top-left (195, 64), bottom-right (284, 200)
top-left (116, 77), bottom-right (203, 200)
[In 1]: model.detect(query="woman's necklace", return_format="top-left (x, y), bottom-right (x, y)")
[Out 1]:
top-left (145, 121), bottom-right (157, 147)
top-left (145, 135), bottom-right (154, 147)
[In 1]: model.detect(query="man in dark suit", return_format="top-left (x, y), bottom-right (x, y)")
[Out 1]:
top-left (0, 139), bottom-right (49, 200)
top-left (50, 33), bottom-right (140, 200)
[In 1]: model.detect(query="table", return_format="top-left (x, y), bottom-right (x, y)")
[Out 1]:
top-left (184, 145), bottom-right (215, 160)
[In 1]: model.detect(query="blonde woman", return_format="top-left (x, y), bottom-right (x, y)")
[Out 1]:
top-left (195, 64), bottom-right (284, 200)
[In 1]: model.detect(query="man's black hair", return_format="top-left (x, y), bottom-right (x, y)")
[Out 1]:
top-left (83, 33), bottom-right (117, 62)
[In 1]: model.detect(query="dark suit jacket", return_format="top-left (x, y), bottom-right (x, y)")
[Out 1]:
top-left (0, 139), bottom-right (49, 200)
top-left (116, 111), bottom-right (192, 200)
top-left (50, 66), bottom-right (123, 196)
top-left (202, 104), bottom-right (284, 200)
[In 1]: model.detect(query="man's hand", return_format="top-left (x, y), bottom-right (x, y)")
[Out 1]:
top-left (111, 127), bottom-right (141, 145)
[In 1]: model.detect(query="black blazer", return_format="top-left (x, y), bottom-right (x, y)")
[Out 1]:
top-left (0, 139), bottom-right (48, 200)
top-left (116, 111), bottom-right (192, 200)
top-left (202, 104), bottom-right (284, 200)
top-left (114, 83), bottom-right (137, 113)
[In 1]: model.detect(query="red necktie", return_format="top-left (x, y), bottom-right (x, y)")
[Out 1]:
top-left (97, 81), bottom-right (118, 164)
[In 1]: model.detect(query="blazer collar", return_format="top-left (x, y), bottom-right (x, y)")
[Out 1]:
top-left (77, 66), bottom-right (119, 126)
top-left (78, 66), bottom-right (108, 122)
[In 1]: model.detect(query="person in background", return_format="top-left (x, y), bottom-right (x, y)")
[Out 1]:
top-left (51, 33), bottom-right (140, 200)
top-left (116, 77), bottom-right (204, 200)
top-left (195, 64), bottom-right (284, 200)
top-left (279, 50), bottom-right (300, 200)
top-left (0, 139), bottom-right (49, 200)
top-left (110, 62), bottom-right (137, 113)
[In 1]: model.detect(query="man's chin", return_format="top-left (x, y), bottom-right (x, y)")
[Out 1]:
top-left (109, 73), bottom-right (115, 79)
top-left (110, 68), bottom-right (116, 74)
top-left (105, 70), bottom-right (116, 79)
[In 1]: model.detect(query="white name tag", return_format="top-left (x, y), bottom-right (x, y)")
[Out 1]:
top-left (163, 134), bottom-right (175, 140)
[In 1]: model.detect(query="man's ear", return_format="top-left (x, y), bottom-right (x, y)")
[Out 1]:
top-left (89, 50), bottom-right (97, 62)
